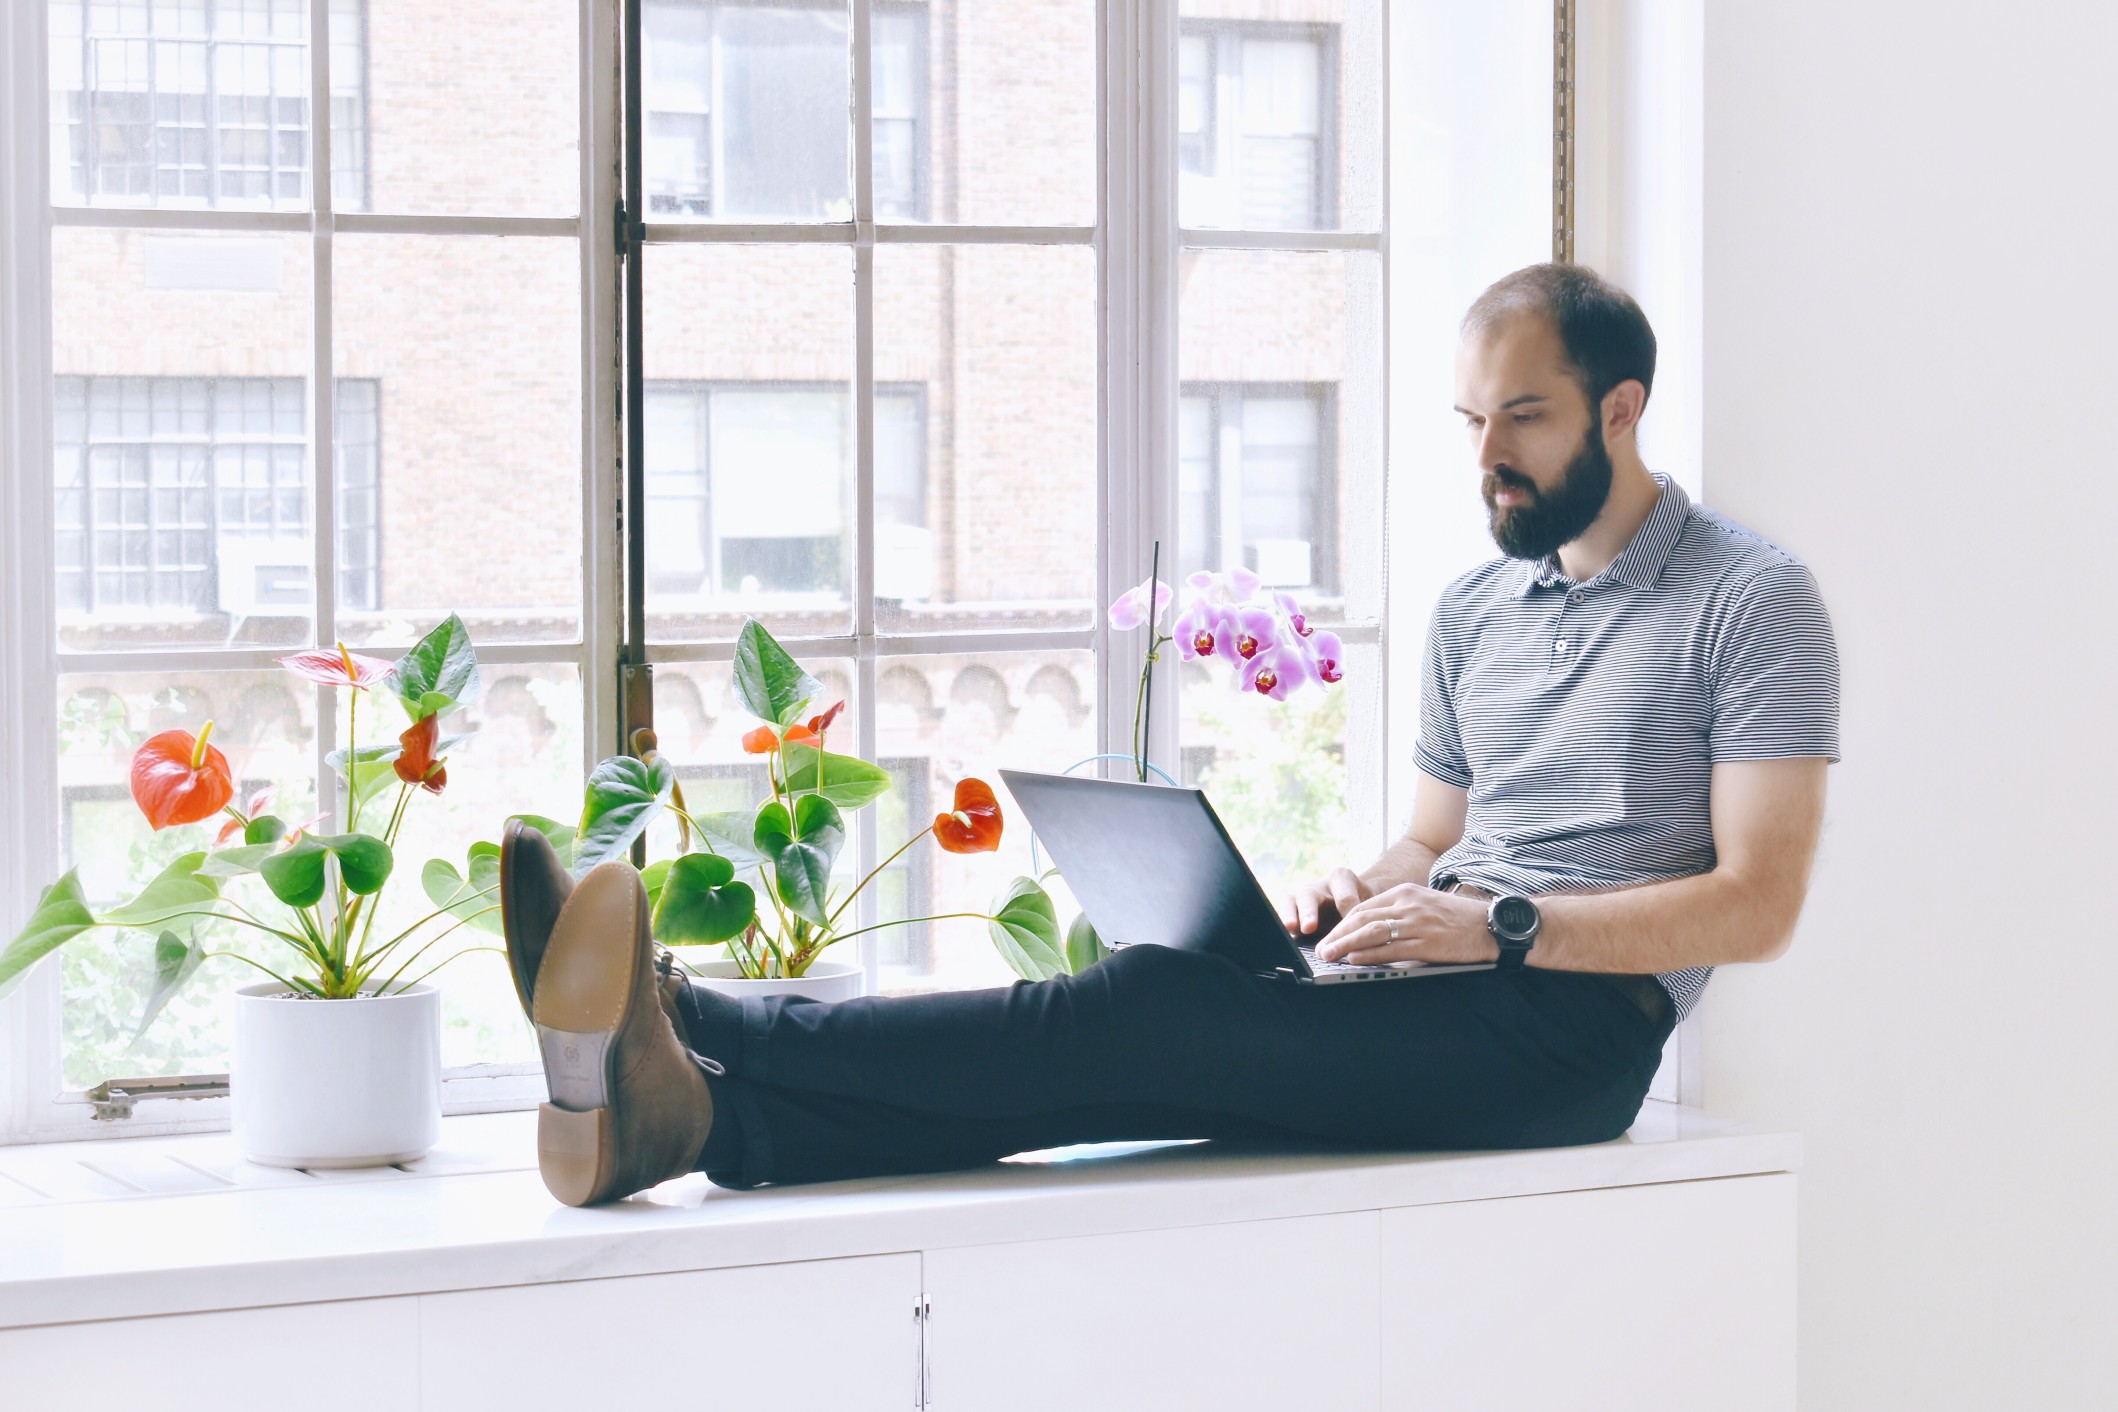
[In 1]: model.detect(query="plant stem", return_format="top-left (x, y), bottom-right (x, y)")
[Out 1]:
top-left (823, 825), bottom-right (933, 929)
top-left (344, 681), bottom-right (359, 834)
top-left (824, 911), bottom-right (1001, 945)
top-left (391, 944), bottom-right (507, 995)
top-left (362, 905), bottom-right (500, 996)
top-left (1136, 539), bottom-right (1161, 781)
top-left (201, 949), bottom-right (305, 994)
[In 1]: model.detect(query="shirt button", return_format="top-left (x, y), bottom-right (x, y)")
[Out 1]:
top-left (1568, 591), bottom-right (1583, 604)
top-left (1553, 640), bottom-right (1570, 654)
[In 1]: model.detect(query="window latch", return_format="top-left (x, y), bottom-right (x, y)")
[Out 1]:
top-left (84, 1073), bottom-right (231, 1121)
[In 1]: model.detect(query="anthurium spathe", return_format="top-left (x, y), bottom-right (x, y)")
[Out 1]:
top-left (131, 724), bottom-right (236, 830)
top-left (934, 778), bottom-right (1004, 854)
top-left (394, 714), bottom-right (449, 795)
top-left (279, 643), bottom-right (392, 690)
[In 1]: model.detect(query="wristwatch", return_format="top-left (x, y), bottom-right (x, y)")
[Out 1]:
top-left (1432, 873), bottom-right (1541, 969)
top-left (1486, 894), bottom-right (1541, 969)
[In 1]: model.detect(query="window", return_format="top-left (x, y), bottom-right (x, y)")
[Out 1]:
top-left (643, 0), bottom-right (927, 221)
top-left (53, 375), bottom-right (382, 622)
top-left (1178, 382), bottom-right (1337, 595)
top-left (48, 0), bottom-right (368, 211)
top-left (1178, 19), bottom-right (1336, 232)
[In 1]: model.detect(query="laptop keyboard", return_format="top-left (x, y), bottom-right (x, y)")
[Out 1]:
top-left (1299, 943), bottom-right (1387, 975)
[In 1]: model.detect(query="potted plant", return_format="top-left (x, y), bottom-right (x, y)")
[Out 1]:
top-left (980, 558), bottom-right (1347, 982)
top-left (560, 618), bottom-right (1049, 1002)
top-left (0, 615), bottom-right (505, 1168)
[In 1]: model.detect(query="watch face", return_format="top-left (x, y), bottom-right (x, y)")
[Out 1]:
top-left (1492, 896), bottom-right (1539, 942)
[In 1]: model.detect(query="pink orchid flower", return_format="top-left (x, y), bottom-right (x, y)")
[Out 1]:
top-left (1107, 576), bottom-right (1174, 631)
top-left (1240, 643), bottom-right (1307, 701)
top-left (1230, 605), bottom-right (1280, 663)
top-left (1174, 599), bottom-right (1239, 664)
top-left (1302, 629), bottom-right (1347, 685)
top-left (1187, 566), bottom-right (1262, 606)
top-left (1275, 591), bottom-right (1314, 639)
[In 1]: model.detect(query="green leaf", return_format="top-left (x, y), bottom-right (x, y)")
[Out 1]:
top-left (388, 612), bottom-right (481, 719)
top-left (574, 753), bottom-right (676, 873)
top-left (260, 836), bottom-right (330, 908)
top-left (653, 852), bottom-right (758, 947)
top-left (733, 617), bottom-right (823, 727)
top-left (508, 813), bottom-right (577, 860)
top-left (131, 928), bottom-right (206, 1045)
top-left (640, 857), bottom-right (673, 913)
top-left (693, 810), bottom-right (767, 870)
top-left (103, 852), bottom-right (221, 929)
top-left (753, 794), bottom-right (844, 926)
top-left (780, 744), bottom-right (893, 810)
top-left (246, 814), bottom-right (289, 845)
top-left (1065, 912), bottom-right (1110, 974)
top-left (328, 744), bottom-right (403, 814)
top-left (318, 833), bottom-right (395, 895)
top-left (421, 843), bottom-right (501, 935)
top-left (0, 871), bottom-right (98, 1000)
top-left (199, 843), bottom-right (279, 878)
top-left (987, 876), bottom-right (1065, 982)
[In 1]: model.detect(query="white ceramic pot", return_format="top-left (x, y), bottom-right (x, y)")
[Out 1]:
top-left (231, 981), bottom-right (442, 1169)
top-left (683, 957), bottom-right (864, 1003)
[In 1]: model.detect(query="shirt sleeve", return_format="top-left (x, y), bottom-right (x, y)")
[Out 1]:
top-left (1415, 606), bottom-right (1474, 788)
top-left (1709, 560), bottom-right (1842, 763)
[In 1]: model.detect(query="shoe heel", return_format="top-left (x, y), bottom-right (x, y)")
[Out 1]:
top-left (539, 1101), bottom-right (615, 1207)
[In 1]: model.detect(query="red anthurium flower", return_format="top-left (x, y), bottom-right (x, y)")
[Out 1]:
top-left (131, 722), bottom-right (235, 831)
top-left (280, 642), bottom-right (392, 690)
top-left (741, 725), bottom-right (780, 754)
top-left (807, 700), bottom-right (845, 735)
top-left (783, 724), bottom-right (820, 747)
top-left (393, 715), bottom-right (449, 795)
top-left (933, 778), bottom-right (1004, 854)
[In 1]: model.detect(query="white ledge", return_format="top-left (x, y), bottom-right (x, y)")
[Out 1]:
top-left (0, 1102), bottom-right (1797, 1331)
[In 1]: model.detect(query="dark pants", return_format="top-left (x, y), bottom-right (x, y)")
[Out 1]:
top-left (673, 943), bottom-right (1675, 1190)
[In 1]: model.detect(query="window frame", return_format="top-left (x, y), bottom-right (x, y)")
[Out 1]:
top-left (0, 0), bottom-right (1411, 1143)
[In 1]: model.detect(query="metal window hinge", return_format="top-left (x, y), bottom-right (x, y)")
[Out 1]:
top-left (912, 1298), bottom-right (932, 1408)
top-left (615, 198), bottom-right (645, 257)
top-left (85, 1073), bottom-right (231, 1121)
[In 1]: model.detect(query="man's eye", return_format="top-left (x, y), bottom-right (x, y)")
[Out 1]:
top-left (1513, 413), bottom-right (1540, 424)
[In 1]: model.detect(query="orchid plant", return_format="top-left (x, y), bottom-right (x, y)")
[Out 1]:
top-left (561, 618), bottom-right (1062, 981)
top-left (983, 562), bottom-right (1347, 984)
top-left (0, 615), bottom-right (501, 1036)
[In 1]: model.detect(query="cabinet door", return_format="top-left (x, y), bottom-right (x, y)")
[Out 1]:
top-left (419, 1251), bottom-right (921, 1410)
top-left (1380, 1173), bottom-right (1796, 1411)
top-left (0, 1296), bottom-right (420, 1408)
top-left (921, 1211), bottom-right (1380, 1412)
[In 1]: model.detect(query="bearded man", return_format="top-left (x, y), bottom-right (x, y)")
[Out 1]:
top-left (501, 262), bottom-right (1839, 1205)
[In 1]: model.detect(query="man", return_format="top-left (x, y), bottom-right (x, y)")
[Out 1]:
top-left (503, 262), bottom-right (1840, 1207)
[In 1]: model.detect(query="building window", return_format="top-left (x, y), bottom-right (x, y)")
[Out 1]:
top-left (52, 375), bottom-right (383, 620)
top-left (643, 381), bottom-right (926, 603)
top-left (1178, 383), bottom-right (1337, 594)
top-left (642, 0), bottom-right (926, 220)
top-left (47, 0), bottom-right (369, 211)
top-left (1177, 20), bottom-right (1335, 231)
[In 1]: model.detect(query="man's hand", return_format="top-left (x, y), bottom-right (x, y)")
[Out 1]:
top-left (1312, 884), bottom-right (1499, 967)
top-left (1279, 867), bottom-right (1376, 938)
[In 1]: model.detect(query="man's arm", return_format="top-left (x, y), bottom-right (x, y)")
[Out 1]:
top-left (1281, 770), bottom-right (1468, 937)
top-left (1317, 758), bottom-right (1830, 971)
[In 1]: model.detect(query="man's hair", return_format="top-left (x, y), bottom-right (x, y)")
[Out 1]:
top-left (1462, 263), bottom-right (1657, 410)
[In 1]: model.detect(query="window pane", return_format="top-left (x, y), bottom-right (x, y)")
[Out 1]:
top-left (333, 0), bottom-right (578, 216)
top-left (873, 244), bottom-right (1097, 632)
top-left (49, 0), bottom-right (327, 211)
top-left (874, 650), bottom-right (1097, 995)
top-left (881, 0), bottom-right (1094, 226)
top-left (1177, 638), bottom-right (1379, 908)
top-left (362, 661), bottom-right (584, 1068)
top-left (57, 668), bottom-right (318, 1089)
top-left (1176, 5), bottom-right (1382, 232)
top-left (1177, 248), bottom-right (1385, 627)
top-left (642, 0), bottom-right (851, 223)
top-left (332, 234), bottom-right (582, 646)
top-left (643, 243), bottom-right (854, 641)
top-left (51, 228), bottom-right (314, 651)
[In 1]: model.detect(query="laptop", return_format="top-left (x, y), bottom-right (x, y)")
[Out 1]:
top-left (998, 769), bottom-right (1496, 985)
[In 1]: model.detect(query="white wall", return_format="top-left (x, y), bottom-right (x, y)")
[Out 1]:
top-left (1698, 5), bottom-right (2118, 1408)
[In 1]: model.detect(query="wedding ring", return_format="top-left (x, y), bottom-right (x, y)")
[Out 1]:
top-left (1386, 918), bottom-right (1400, 942)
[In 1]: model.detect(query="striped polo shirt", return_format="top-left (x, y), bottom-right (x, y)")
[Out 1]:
top-left (1416, 473), bottom-right (1840, 1021)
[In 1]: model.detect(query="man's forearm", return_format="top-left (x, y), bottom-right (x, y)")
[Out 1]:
top-left (1360, 837), bottom-right (1441, 897)
top-left (1529, 870), bottom-right (1795, 974)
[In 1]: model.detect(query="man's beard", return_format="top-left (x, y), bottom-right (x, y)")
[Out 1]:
top-left (1483, 419), bottom-right (1615, 561)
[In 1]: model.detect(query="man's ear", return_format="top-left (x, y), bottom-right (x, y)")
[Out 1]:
top-left (1601, 378), bottom-right (1648, 443)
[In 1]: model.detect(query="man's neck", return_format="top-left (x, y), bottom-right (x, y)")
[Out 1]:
top-left (1556, 455), bottom-right (1661, 581)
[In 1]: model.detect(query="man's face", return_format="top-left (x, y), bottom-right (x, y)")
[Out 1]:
top-left (1453, 314), bottom-right (1614, 561)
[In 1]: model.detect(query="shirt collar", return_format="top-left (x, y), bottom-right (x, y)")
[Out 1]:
top-left (1514, 473), bottom-right (1691, 597)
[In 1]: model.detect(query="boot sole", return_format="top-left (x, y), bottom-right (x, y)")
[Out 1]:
top-left (531, 862), bottom-right (641, 1207)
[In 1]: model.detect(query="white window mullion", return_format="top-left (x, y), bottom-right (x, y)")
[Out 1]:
top-left (582, 0), bottom-right (622, 774)
top-left (850, 0), bottom-right (880, 984)
top-left (308, 0), bottom-right (340, 825)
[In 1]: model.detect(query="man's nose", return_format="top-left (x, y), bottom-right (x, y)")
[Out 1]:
top-left (1474, 424), bottom-right (1510, 473)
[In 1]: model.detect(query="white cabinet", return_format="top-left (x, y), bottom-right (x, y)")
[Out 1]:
top-left (420, 1252), bottom-right (922, 1410)
top-left (921, 1211), bottom-right (1382, 1412)
top-left (1379, 1174), bottom-right (1796, 1411)
top-left (0, 1294), bottom-right (421, 1409)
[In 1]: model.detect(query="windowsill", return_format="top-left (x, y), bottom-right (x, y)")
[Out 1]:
top-left (0, 1102), bottom-right (1797, 1331)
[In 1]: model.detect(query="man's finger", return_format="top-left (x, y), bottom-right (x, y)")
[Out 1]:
top-left (1328, 869), bottom-right (1366, 918)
